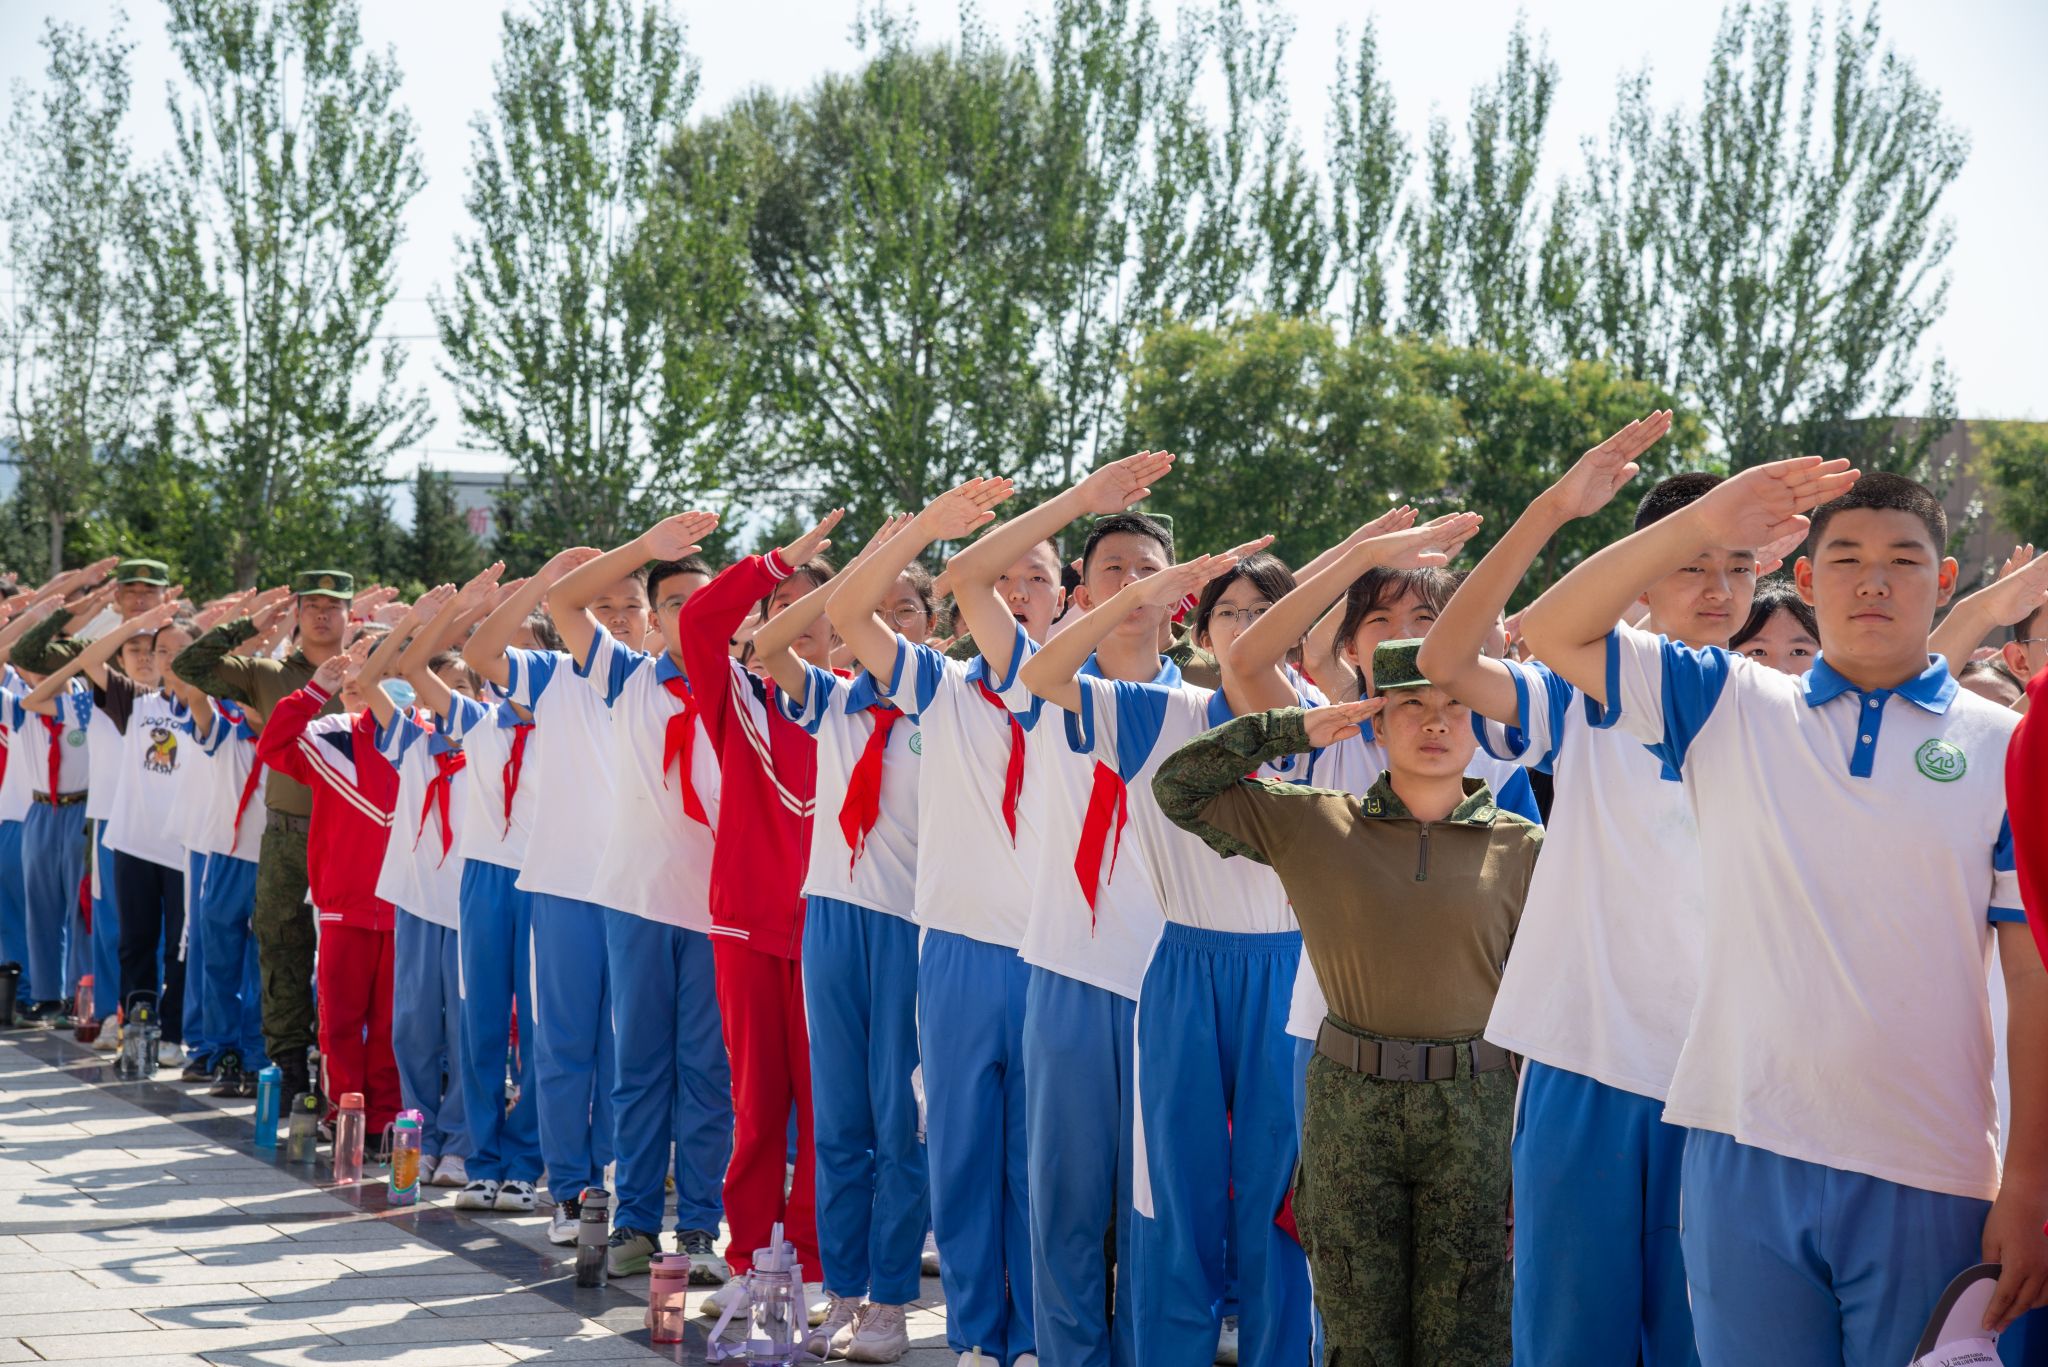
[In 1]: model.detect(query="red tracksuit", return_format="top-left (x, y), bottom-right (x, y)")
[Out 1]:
top-left (2009, 668), bottom-right (2047, 969)
top-left (678, 551), bottom-right (821, 1274)
top-left (256, 683), bottom-right (402, 1131)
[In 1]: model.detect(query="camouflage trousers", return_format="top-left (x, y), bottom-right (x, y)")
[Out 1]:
top-left (1294, 1034), bottom-right (1514, 1367)
top-left (251, 822), bottom-right (316, 1062)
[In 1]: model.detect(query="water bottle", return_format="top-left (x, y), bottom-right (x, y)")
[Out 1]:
top-left (71, 974), bottom-right (97, 1043)
top-left (285, 1092), bottom-right (320, 1164)
top-left (574, 1187), bottom-right (610, 1288)
top-left (120, 994), bottom-right (159, 1079)
top-left (388, 1116), bottom-right (421, 1205)
top-left (709, 1223), bottom-right (803, 1363)
top-left (332, 1092), bottom-right (366, 1185)
top-left (645, 1252), bottom-right (692, 1342)
top-left (253, 1065), bottom-right (283, 1150)
top-left (136, 998), bottom-right (161, 1077)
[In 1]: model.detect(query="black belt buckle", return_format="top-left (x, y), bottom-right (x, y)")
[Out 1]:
top-left (1376, 1038), bottom-right (1426, 1083)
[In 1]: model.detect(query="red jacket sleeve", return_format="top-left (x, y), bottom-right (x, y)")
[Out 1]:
top-left (253, 682), bottom-right (328, 787)
top-left (2008, 668), bottom-right (2047, 967)
top-left (678, 553), bottom-right (789, 749)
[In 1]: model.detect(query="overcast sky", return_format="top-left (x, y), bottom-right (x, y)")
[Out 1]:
top-left (4, 0), bottom-right (2042, 481)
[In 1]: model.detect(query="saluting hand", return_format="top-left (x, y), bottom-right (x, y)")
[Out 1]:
top-left (919, 477), bottom-right (1017, 540)
top-left (1078, 450), bottom-right (1175, 516)
top-left (1542, 411), bottom-right (1672, 521)
top-left (1303, 698), bottom-right (1383, 749)
top-left (778, 509), bottom-right (844, 568)
top-left (643, 511), bottom-right (719, 561)
top-left (1690, 457), bottom-right (1860, 552)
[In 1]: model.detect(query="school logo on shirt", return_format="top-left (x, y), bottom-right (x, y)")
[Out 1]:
top-left (908, 730), bottom-right (922, 755)
top-left (65, 730), bottom-right (86, 748)
top-left (1915, 738), bottom-right (1967, 783)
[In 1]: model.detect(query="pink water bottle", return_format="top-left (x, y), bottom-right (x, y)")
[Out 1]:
top-left (646, 1253), bottom-right (692, 1342)
top-left (332, 1093), bottom-right (366, 1185)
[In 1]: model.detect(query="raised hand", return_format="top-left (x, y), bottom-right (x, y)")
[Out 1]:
top-left (1354, 505), bottom-right (1418, 542)
top-left (1692, 458), bottom-right (1860, 552)
top-left (1077, 450), bottom-right (1176, 516)
top-left (1131, 554), bottom-right (1241, 609)
top-left (453, 562), bottom-right (506, 614)
top-left (409, 583), bottom-right (459, 626)
top-left (847, 513), bottom-right (917, 572)
top-left (1545, 411), bottom-right (1672, 521)
top-left (779, 509), bottom-right (844, 568)
top-left (1370, 512), bottom-right (1484, 569)
top-left (127, 602), bottom-right (182, 638)
top-left (1223, 534), bottom-right (1277, 562)
top-left (643, 511), bottom-right (720, 561)
top-left (311, 650), bottom-right (351, 694)
top-left (352, 584), bottom-right (400, 615)
top-left (920, 477), bottom-right (1017, 540)
top-left (1755, 528), bottom-right (1808, 578)
top-left (1971, 544), bottom-right (2048, 628)
top-left (536, 546), bottom-right (602, 585)
top-left (1304, 697), bottom-right (1384, 748)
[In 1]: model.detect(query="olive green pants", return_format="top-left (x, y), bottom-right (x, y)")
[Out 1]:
top-left (1295, 1045), bottom-right (1514, 1366)
top-left (251, 822), bottom-right (316, 1062)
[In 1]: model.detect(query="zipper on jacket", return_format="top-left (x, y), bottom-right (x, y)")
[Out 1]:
top-left (1415, 823), bottom-right (1431, 882)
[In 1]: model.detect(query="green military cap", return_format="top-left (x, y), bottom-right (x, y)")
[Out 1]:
top-left (1371, 638), bottom-right (1433, 692)
top-left (292, 569), bottom-right (355, 600)
top-left (114, 558), bottom-right (170, 585)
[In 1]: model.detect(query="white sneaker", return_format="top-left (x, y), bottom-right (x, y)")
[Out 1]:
top-left (494, 1179), bottom-right (538, 1213)
top-left (431, 1153), bottom-right (468, 1188)
top-left (842, 1302), bottom-right (910, 1363)
top-left (921, 1230), bottom-right (941, 1278)
top-left (678, 1228), bottom-right (731, 1284)
top-left (699, 1278), bottom-right (749, 1320)
top-left (92, 1026), bottom-right (120, 1052)
top-left (546, 1199), bottom-right (580, 1245)
top-left (1214, 1315), bottom-right (1239, 1365)
top-left (156, 1040), bottom-right (184, 1068)
top-left (805, 1282), bottom-right (831, 1326)
top-left (805, 1292), bottom-right (859, 1358)
top-left (418, 1153), bottom-right (439, 1187)
top-left (454, 1179), bottom-right (500, 1210)
top-left (1013, 1356), bottom-right (1039, 1367)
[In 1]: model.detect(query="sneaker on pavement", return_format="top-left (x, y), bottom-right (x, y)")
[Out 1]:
top-left (92, 1025), bottom-right (121, 1052)
top-left (494, 1180), bottom-right (538, 1213)
top-left (454, 1179), bottom-right (501, 1211)
top-left (842, 1302), bottom-right (910, 1363)
top-left (418, 1154), bottom-right (440, 1187)
top-left (607, 1227), bottom-right (659, 1278)
top-left (1013, 1356), bottom-right (1039, 1367)
top-left (431, 1153), bottom-right (469, 1188)
top-left (206, 1052), bottom-right (247, 1098)
top-left (679, 1228), bottom-right (731, 1284)
top-left (805, 1282), bottom-right (830, 1327)
top-left (547, 1196), bottom-right (582, 1245)
top-left (1214, 1315), bottom-right (1239, 1365)
top-left (179, 1053), bottom-right (213, 1082)
top-left (921, 1230), bottom-right (941, 1278)
top-left (699, 1278), bottom-right (749, 1320)
top-left (157, 1040), bottom-right (184, 1068)
top-left (805, 1293), bottom-right (860, 1359)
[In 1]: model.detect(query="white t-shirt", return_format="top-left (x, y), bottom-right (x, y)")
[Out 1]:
top-left (0, 667), bottom-right (30, 824)
top-left (505, 648), bottom-right (623, 909)
top-left (84, 705), bottom-right (123, 821)
top-left (167, 709), bottom-right (214, 856)
top-left (876, 625), bottom-right (1044, 949)
top-left (579, 627), bottom-right (720, 932)
top-left (100, 681), bottom-right (190, 871)
top-left (1282, 728), bottom-right (1541, 1042)
top-left (373, 710), bottom-right (465, 930)
top-left (782, 662), bottom-right (921, 921)
top-left (190, 701), bottom-right (266, 861)
top-left (1470, 656), bottom-right (1703, 1100)
top-left (5, 683), bottom-right (95, 799)
top-left (1000, 657), bottom-right (1171, 1002)
top-left (442, 693), bottom-right (536, 871)
top-left (1606, 624), bottom-right (2022, 1201)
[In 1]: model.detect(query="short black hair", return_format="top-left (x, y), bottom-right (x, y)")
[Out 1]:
top-left (647, 555), bottom-right (714, 605)
top-left (1192, 551), bottom-right (1296, 646)
top-left (1634, 472), bottom-right (1724, 532)
top-left (524, 608), bottom-right (564, 654)
top-left (2013, 599), bottom-right (2048, 645)
top-left (1960, 657), bottom-right (2024, 703)
top-left (1805, 471), bottom-right (1947, 556)
top-left (1081, 512), bottom-right (1174, 577)
top-left (1730, 578), bottom-right (1819, 653)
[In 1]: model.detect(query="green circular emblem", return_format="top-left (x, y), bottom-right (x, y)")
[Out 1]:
top-left (908, 730), bottom-right (923, 756)
top-left (65, 730), bottom-right (87, 748)
top-left (1915, 738), bottom-right (1967, 783)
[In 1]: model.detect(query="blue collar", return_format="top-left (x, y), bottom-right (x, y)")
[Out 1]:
top-left (1080, 654), bottom-right (1183, 688)
top-left (1803, 654), bottom-right (1956, 714)
top-left (654, 651), bottom-right (687, 686)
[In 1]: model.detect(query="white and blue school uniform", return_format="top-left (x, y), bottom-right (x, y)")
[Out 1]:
top-left (1600, 625), bottom-right (2022, 1367)
top-left (781, 660), bottom-right (928, 1306)
top-left (441, 692), bottom-right (541, 1188)
top-left (82, 686), bottom-right (125, 1023)
top-left (1469, 652), bottom-right (1703, 1366)
top-left (874, 623), bottom-right (1042, 1364)
top-left (504, 646), bottom-right (620, 1205)
top-left (187, 700), bottom-right (266, 1069)
top-left (7, 684), bottom-right (92, 1008)
top-left (374, 708), bottom-right (471, 1164)
top-left (995, 654), bottom-right (1172, 1367)
top-left (579, 626), bottom-right (731, 1240)
top-left (1066, 674), bottom-right (1312, 1367)
top-left (165, 708), bottom-right (213, 1063)
top-left (0, 669), bottom-right (33, 1003)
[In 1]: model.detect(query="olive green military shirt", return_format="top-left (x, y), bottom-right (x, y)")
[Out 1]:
top-left (12, 609), bottom-right (85, 676)
top-left (172, 616), bottom-right (333, 817)
top-left (1154, 707), bottom-right (1542, 1040)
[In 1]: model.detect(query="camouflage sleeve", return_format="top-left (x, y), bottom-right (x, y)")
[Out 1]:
top-left (172, 617), bottom-right (263, 707)
top-left (11, 611), bottom-right (81, 675)
top-left (1152, 707), bottom-right (1318, 865)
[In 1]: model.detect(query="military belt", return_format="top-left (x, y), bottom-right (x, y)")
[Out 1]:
top-left (268, 811), bottom-right (313, 835)
top-left (1315, 1019), bottom-right (1511, 1083)
top-left (32, 791), bottom-right (87, 807)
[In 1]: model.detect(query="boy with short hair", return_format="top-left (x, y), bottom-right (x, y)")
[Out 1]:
top-left (1520, 463), bottom-right (2048, 1365)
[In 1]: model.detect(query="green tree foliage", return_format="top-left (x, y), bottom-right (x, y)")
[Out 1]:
top-left (400, 465), bottom-right (488, 588)
top-left (1978, 422), bottom-right (2048, 551)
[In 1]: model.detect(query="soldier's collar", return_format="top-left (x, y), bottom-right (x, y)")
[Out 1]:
top-left (1359, 772), bottom-right (1497, 826)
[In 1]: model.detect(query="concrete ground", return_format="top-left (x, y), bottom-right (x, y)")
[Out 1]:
top-left (0, 1030), bottom-right (965, 1366)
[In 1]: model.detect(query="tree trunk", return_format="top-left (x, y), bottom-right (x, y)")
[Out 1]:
top-left (46, 511), bottom-right (66, 577)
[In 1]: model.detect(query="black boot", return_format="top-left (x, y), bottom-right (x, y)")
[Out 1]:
top-left (277, 1052), bottom-right (311, 1110)
top-left (206, 1050), bottom-right (246, 1098)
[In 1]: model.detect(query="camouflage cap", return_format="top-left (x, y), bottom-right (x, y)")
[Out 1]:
top-left (1372, 638), bottom-right (1432, 692)
top-left (292, 569), bottom-right (354, 601)
top-left (114, 558), bottom-right (170, 586)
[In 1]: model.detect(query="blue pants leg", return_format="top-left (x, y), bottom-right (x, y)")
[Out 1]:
top-left (1131, 925), bottom-right (1310, 1367)
top-left (90, 829), bottom-right (120, 1023)
top-left (919, 930), bottom-right (1034, 1364)
top-left (197, 853), bottom-right (264, 1066)
top-left (457, 860), bottom-right (540, 1184)
top-left (1680, 1128), bottom-right (1989, 1367)
top-left (1023, 967), bottom-right (1138, 1367)
top-left (529, 892), bottom-right (616, 1202)
top-left (181, 852), bottom-right (212, 1063)
top-left (1512, 1061), bottom-right (1698, 1367)
top-left (23, 801), bottom-right (85, 1005)
top-left (603, 909), bottom-right (731, 1235)
top-left (802, 896), bottom-right (928, 1305)
top-left (0, 819), bottom-right (27, 1002)
top-left (392, 910), bottom-right (468, 1159)
top-left (1289, 1034), bottom-right (1327, 1367)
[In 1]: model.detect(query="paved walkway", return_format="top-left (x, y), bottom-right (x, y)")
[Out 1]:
top-left (0, 1031), bottom-right (960, 1366)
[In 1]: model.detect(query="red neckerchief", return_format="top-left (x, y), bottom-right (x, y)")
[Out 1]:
top-left (229, 760), bottom-right (263, 853)
top-left (501, 721), bottom-right (532, 838)
top-left (1074, 761), bottom-right (1128, 929)
top-left (40, 713), bottom-right (63, 800)
top-left (660, 676), bottom-right (710, 827)
top-left (973, 678), bottom-right (1026, 844)
top-left (838, 703), bottom-right (903, 874)
top-left (415, 747), bottom-right (467, 866)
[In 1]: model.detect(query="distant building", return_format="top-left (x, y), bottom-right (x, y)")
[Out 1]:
top-left (441, 468), bottom-right (515, 546)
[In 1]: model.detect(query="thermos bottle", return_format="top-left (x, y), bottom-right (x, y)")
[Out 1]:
top-left (574, 1187), bottom-right (610, 1288)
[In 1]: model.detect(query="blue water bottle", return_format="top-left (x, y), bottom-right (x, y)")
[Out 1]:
top-left (253, 1064), bottom-right (283, 1150)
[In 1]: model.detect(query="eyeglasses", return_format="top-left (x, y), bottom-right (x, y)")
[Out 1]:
top-left (1207, 605), bottom-right (1272, 629)
top-left (884, 605), bottom-right (929, 629)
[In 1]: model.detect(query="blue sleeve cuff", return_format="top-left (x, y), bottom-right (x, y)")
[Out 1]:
top-left (1989, 906), bottom-right (2028, 924)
